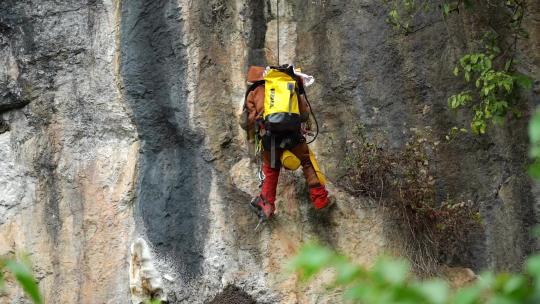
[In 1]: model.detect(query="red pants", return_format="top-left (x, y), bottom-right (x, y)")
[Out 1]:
top-left (260, 142), bottom-right (329, 209)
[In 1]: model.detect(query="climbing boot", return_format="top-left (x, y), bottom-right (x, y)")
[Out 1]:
top-left (309, 185), bottom-right (332, 210)
top-left (250, 195), bottom-right (275, 222)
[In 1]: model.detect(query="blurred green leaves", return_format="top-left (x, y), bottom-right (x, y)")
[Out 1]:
top-left (289, 242), bottom-right (540, 304)
top-left (529, 109), bottom-right (540, 179)
top-left (0, 256), bottom-right (42, 304)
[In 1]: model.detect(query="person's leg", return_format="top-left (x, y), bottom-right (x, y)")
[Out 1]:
top-left (251, 149), bottom-right (283, 219)
top-left (261, 150), bottom-right (282, 204)
top-left (289, 142), bottom-right (330, 209)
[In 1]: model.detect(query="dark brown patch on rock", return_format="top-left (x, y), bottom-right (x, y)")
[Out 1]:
top-left (0, 119), bottom-right (9, 134)
top-left (207, 285), bottom-right (257, 304)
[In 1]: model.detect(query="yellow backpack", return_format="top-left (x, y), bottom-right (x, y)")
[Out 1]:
top-left (263, 66), bottom-right (301, 132)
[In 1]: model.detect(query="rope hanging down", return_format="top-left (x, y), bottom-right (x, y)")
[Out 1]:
top-left (274, 0), bottom-right (319, 144)
top-left (276, 0), bottom-right (280, 65)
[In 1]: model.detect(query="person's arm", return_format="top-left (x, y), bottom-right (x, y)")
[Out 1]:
top-left (245, 91), bottom-right (257, 130)
top-left (298, 94), bottom-right (310, 123)
top-left (247, 86), bottom-right (265, 129)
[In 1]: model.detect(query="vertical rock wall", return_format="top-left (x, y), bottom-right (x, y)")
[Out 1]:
top-left (292, 0), bottom-right (540, 272)
top-left (0, 0), bottom-right (539, 303)
top-left (0, 1), bottom-right (137, 303)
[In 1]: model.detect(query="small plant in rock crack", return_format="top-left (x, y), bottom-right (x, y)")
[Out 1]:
top-left (340, 124), bottom-right (481, 273)
top-left (449, 34), bottom-right (533, 134)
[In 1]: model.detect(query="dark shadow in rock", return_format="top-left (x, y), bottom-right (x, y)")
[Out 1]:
top-left (120, 0), bottom-right (210, 278)
top-left (206, 285), bottom-right (257, 304)
top-left (295, 181), bottom-right (337, 249)
top-left (246, 0), bottom-right (267, 67)
top-left (0, 119), bottom-right (9, 134)
top-left (306, 203), bottom-right (338, 249)
top-left (0, 91), bottom-right (29, 112)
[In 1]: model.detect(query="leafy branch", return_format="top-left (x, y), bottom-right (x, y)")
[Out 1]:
top-left (386, 0), bottom-right (535, 134)
top-left (449, 52), bottom-right (531, 134)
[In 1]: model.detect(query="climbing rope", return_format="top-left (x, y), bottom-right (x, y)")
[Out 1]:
top-left (276, 0), bottom-right (319, 144)
top-left (276, 0), bottom-right (280, 65)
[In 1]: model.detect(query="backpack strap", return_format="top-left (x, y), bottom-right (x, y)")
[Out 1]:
top-left (270, 135), bottom-right (276, 168)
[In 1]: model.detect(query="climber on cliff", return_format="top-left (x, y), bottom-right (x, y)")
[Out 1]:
top-left (240, 65), bottom-right (332, 223)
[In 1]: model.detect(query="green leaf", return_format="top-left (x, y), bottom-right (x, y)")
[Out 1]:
top-left (503, 82), bottom-right (512, 93)
top-left (389, 9), bottom-right (399, 19)
top-left (477, 271), bottom-right (496, 289)
top-left (454, 66), bottom-right (460, 76)
top-left (526, 255), bottom-right (540, 276)
top-left (453, 286), bottom-right (482, 304)
top-left (528, 110), bottom-right (540, 144)
top-left (344, 284), bottom-right (369, 301)
top-left (373, 258), bottom-right (410, 285)
top-left (485, 57), bottom-right (492, 69)
top-left (505, 60), bottom-right (512, 71)
top-left (414, 280), bottom-right (449, 304)
top-left (5, 260), bottom-right (42, 304)
top-left (514, 74), bottom-right (533, 90)
top-left (442, 4), bottom-right (450, 16)
top-left (502, 275), bottom-right (526, 294)
top-left (288, 243), bottom-right (335, 280)
top-left (335, 260), bottom-right (363, 285)
top-left (531, 226), bottom-right (540, 238)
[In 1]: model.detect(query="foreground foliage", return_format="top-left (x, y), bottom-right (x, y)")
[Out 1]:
top-left (528, 109), bottom-right (540, 179)
top-left (289, 243), bottom-right (540, 304)
top-left (0, 256), bottom-right (42, 303)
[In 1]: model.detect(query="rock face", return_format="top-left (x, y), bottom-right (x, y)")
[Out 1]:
top-left (0, 0), bottom-right (538, 303)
